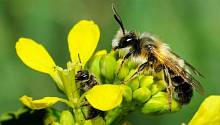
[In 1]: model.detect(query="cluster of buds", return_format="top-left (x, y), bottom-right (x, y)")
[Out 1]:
top-left (87, 49), bottom-right (181, 124)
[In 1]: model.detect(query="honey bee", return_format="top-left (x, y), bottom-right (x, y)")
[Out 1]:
top-left (111, 5), bottom-right (204, 109)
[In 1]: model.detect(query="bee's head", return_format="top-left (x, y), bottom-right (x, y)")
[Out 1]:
top-left (75, 70), bottom-right (89, 80)
top-left (112, 31), bottom-right (138, 50)
top-left (112, 4), bottom-right (137, 50)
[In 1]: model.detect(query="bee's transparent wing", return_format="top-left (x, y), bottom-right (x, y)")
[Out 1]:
top-left (170, 51), bottom-right (205, 78)
top-left (153, 49), bottom-right (205, 95)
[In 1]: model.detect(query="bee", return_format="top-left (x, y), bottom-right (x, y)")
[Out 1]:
top-left (75, 54), bottom-right (103, 119)
top-left (75, 54), bottom-right (99, 92)
top-left (75, 70), bottom-right (98, 92)
top-left (111, 5), bottom-right (204, 109)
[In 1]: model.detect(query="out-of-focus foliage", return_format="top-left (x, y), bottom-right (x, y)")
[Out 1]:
top-left (0, 0), bottom-right (220, 125)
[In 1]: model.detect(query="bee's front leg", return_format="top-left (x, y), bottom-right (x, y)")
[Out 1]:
top-left (129, 61), bottom-right (149, 80)
top-left (117, 49), bottom-right (135, 75)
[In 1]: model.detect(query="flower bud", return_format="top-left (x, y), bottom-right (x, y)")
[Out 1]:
top-left (125, 77), bottom-right (139, 91)
top-left (133, 87), bottom-right (151, 103)
top-left (53, 122), bottom-right (61, 125)
top-left (124, 69), bottom-right (140, 91)
top-left (105, 107), bottom-right (123, 125)
top-left (115, 59), bottom-right (130, 80)
top-left (84, 120), bottom-right (92, 125)
top-left (60, 110), bottom-right (75, 125)
top-left (141, 92), bottom-right (181, 114)
top-left (151, 80), bottom-right (167, 95)
top-left (122, 85), bottom-right (133, 102)
top-left (88, 50), bottom-right (107, 78)
top-left (140, 76), bottom-right (154, 88)
top-left (99, 52), bottom-right (117, 82)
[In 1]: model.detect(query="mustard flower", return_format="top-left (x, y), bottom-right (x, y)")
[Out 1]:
top-left (15, 20), bottom-right (124, 124)
top-left (188, 95), bottom-right (220, 125)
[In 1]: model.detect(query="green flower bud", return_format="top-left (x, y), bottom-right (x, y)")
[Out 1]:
top-left (60, 110), bottom-right (75, 125)
top-left (105, 107), bottom-right (123, 125)
top-left (100, 52), bottom-right (117, 82)
top-left (125, 77), bottom-right (139, 91)
top-left (51, 122), bottom-right (61, 125)
top-left (122, 68), bottom-right (140, 92)
top-left (88, 52), bottom-right (106, 78)
top-left (140, 76), bottom-right (154, 88)
top-left (122, 85), bottom-right (133, 102)
top-left (151, 80), bottom-right (167, 95)
top-left (115, 59), bottom-right (130, 80)
top-left (84, 120), bottom-right (92, 125)
top-left (133, 87), bottom-right (151, 103)
top-left (141, 92), bottom-right (181, 114)
top-left (84, 117), bottom-right (106, 125)
top-left (124, 69), bottom-right (137, 81)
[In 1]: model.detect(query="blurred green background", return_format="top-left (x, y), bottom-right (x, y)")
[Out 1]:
top-left (0, 0), bottom-right (220, 124)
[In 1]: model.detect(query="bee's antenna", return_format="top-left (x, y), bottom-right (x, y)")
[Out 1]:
top-left (78, 53), bottom-right (82, 70)
top-left (112, 3), bottom-right (125, 35)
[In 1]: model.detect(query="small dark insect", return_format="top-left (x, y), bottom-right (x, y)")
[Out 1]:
top-left (75, 54), bottom-right (99, 92)
top-left (111, 4), bottom-right (204, 110)
top-left (75, 70), bottom-right (98, 92)
top-left (74, 54), bottom-right (103, 119)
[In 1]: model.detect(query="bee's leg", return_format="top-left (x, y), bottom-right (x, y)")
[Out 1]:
top-left (80, 99), bottom-right (90, 106)
top-left (117, 50), bottom-right (135, 75)
top-left (129, 62), bottom-right (149, 80)
top-left (164, 67), bottom-right (174, 112)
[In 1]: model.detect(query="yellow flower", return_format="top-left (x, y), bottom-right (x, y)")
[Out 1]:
top-left (188, 95), bottom-right (220, 125)
top-left (16, 20), bottom-right (123, 111)
top-left (16, 20), bottom-right (100, 90)
top-left (20, 95), bottom-right (66, 109)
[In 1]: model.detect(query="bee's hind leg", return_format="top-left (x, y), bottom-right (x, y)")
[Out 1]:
top-left (164, 67), bottom-right (174, 112)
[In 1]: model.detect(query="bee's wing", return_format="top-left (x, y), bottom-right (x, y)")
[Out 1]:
top-left (152, 49), bottom-right (205, 95)
top-left (170, 51), bottom-right (205, 78)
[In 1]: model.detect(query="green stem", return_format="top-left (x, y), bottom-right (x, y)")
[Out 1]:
top-left (105, 105), bottom-right (130, 124)
top-left (57, 65), bottom-right (85, 124)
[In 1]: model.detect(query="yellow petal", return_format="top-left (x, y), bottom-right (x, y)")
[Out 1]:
top-left (68, 20), bottom-right (100, 67)
top-left (94, 50), bottom-right (107, 56)
top-left (85, 85), bottom-right (123, 111)
top-left (20, 95), bottom-right (63, 109)
top-left (189, 96), bottom-right (220, 125)
top-left (16, 38), bottom-right (56, 75)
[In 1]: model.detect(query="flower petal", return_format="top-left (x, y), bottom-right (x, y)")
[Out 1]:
top-left (16, 38), bottom-right (56, 75)
top-left (20, 95), bottom-right (63, 109)
top-left (189, 96), bottom-right (220, 125)
top-left (85, 85), bottom-right (123, 111)
top-left (68, 20), bottom-right (100, 67)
